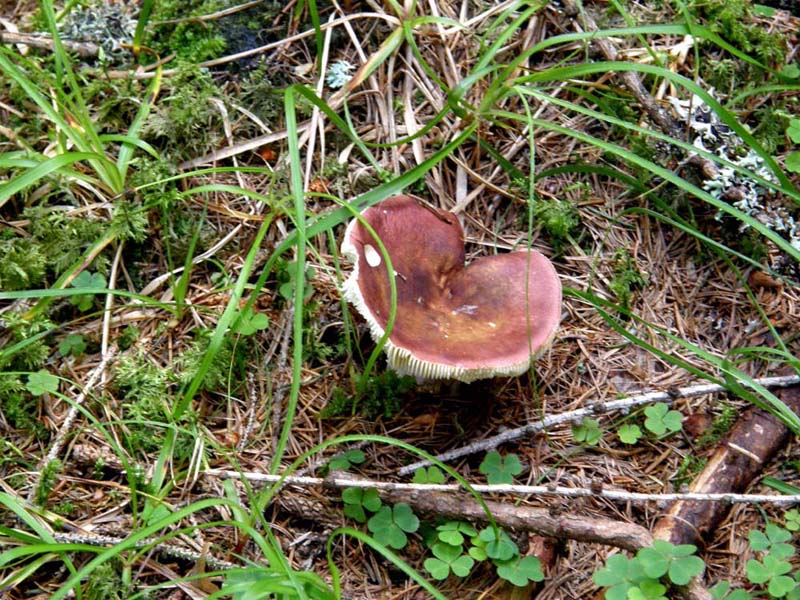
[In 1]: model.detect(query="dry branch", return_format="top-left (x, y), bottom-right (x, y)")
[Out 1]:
top-left (201, 469), bottom-right (800, 505)
top-left (562, 0), bottom-right (684, 140)
top-left (654, 382), bottom-right (800, 546)
top-left (0, 31), bottom-right (99, 57)
top-left (384, 487), bottom-right (652, 552)
top-left (385, 489), bottom-right (713, 600)
top-left (28, 349), bottom-right (116, 502)
top-left (52, 532), bottom-right (239, 571)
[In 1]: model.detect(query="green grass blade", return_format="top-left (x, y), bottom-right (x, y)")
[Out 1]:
top-left (39, 0), bottom-right (122, 192)
top-left (328, 527), bottom-right (447, 600)
top-left (270, 86), bottom-right (309, 474)
top-left (45, 501), bottom-right (257, 600)
top-left (99, 134), bottom-right (160, 160)
top-left (514, 62), bottom-right (795, 191)
top-left (132, 0), bottom-right (154, 56)
top-left (116, 67), bottom-right (162, 181)
top-left (491, 102), bottom-right (800, 261)
top-left (0, 152), bottom-right (111, 209)
top-left (174, 214), bottom-right (274, 420)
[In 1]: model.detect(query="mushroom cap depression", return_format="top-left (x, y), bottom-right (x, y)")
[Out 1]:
top-left (341, 195), bottom-right (562, 382)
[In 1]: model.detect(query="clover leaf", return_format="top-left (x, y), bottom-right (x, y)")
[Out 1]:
top-left (436, 521), bottom-right (477, 546)
top-left (367, 503), bottom-right (419, 549)
top-left (478, 527), bottom-right (518, 561)
top-left (747, 554), bottom-right (794, 597)
top-left (328, 449), bottom-right (366, 472)
top-left (618, 424), bottom-right (643, 444)
top-left (628, 579), bottom-right (668, 600)
top-left (58, 333), bottom-right (86, 357)
top-left (749, 522), bottom-right (795, 560)
top-left (232, 307), bottom-right (270, 335)
top-left (785, 152), bottom-right (800, 174)
top-left (26, 370), bottom-right (59, 396)
top-left (594, 554), bottom-right (676, 600)
top-left (342, 487), bottom-right (381, 523)
top-left (785, 509), bottom-right (800, 532)
top-left (412, 466), bottom-right (446, 484)
top-left (278, 261), bottom-right (315, 301)
top-left (468, 537), bottom-right (488, 562)
top-left (495, 555), bottom-right (544, 587)
top-left (70, 271), bottom-right (106, 312)
top-left (479, 451), bottom-right (523, 485)
top-left (708, 581), bottom-right (754, 600)
top-left (636, 540), bottom-right (704, 585)
top-left (424, 541), bottom-right (475, 579)
top-left (572, 417), bottom-right (602, 445)
top-left (644, 403), bottom-right (683, 436)
top-left (787, 118), bottom-right (800, 144)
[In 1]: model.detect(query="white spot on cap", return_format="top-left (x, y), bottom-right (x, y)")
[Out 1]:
top-left (452, 304), bottom-right (478, 315)
top-left (364, 244), bottom-right (381, 267)
top-left (488, 322), bottom-right (496, 328)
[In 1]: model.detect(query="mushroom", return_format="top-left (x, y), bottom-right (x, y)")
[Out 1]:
top-left (341, 195), bottom-right (561, 383)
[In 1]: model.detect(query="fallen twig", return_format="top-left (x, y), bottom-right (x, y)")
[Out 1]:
top-left (202, 468), bottom-right (800, 505)
top-left (654, 380), bottom-right (800, 545)
top-left (28, 349), bottom-right (117, 502)
top-left (51, 532), bottom-right (239, 571)
top-left (0, 31), bottom-right (99, 57)
top-left (385, 486), bottom-right (653, 552)
top-left (562, 0), bottom-right (685, 140)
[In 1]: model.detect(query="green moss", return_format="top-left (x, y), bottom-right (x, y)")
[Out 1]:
top-left (627, 134), bottom-right (660, 184)
top-left (0, 237), bottom-right (47, 290)
top-left (112, 331), bottom-right (242, 456)
top-left (238, 63), bottom-right (293, 126)
top-left (690, 0), bottom-right (786, 67)
top-left (85, 561), bottom-right (125, 600)
top-left (323, 370), bottom-right (416, 420)
top-left (0, 310), bottom-right (54, 371)
top-left (751, 104), bottom-right (790, 155)
top-left (114, 352), bottom-right (176, 412)
top-left (148, 0), bottom-right (229, 63)
top-left (36, 459), bottom-right (62, 506)
top-left (81, 77), bottom-right (147, 135)
top-left (23, 205), bottom-right (109, 279)
top-left (609, 249), bottom-right (648, 313)
top-left (143, 64), bottom-right (223, 159)
top-left (1, 387), bottom-right (48, 440)
top-left (175, 330), bottom-right (241, 394)
top-left (697, 404), bottom-right (738, 446)
top-left (111, 199), bottom-right (150, 243)
top-left (530, 196), bottom-right (581, 253)
top-left (670, 454), bottom-right (709, 492)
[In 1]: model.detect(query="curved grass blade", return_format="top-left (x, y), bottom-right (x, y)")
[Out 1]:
top-left (328, 527), bottom-right (447, 600)
top-left (270, 85), bottom-right (309, 474)
top-left (0, 152), bottom-right (113, 209)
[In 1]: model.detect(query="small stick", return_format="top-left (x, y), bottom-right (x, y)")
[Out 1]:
top-left (653, 381), bottom-right (800, 545)
top-left (28, 349), bottom-right (117, 502)
top-left (0, 31), bottom-right (99, 57)
top-left (52, 532), bottom-right (239, 572)
top-left (152, 0), bottom-right (266, 25)
top-left (202, 468), bottom-right (800, 505)
top-left (386, 486), bottom-right (653, 552)
top-left (562, 0), bottom-right (684, 140)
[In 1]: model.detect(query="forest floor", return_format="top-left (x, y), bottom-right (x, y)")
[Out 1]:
top-left (1, 0), bottom-right (800, 598)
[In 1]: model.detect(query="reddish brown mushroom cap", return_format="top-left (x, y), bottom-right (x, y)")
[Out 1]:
top-left (341, 195), bottom-right (561, 382)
